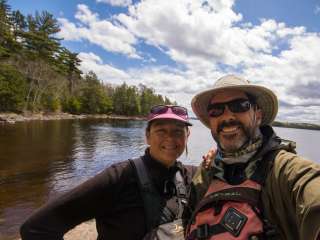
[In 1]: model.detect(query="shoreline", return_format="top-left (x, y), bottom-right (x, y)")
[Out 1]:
top-left (1, 112), bottom-right (319, 130)
top-left (0, 112), bottom-right (146, 124)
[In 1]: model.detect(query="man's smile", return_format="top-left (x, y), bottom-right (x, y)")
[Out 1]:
top-left (220, 125), bottom-right (241, 134)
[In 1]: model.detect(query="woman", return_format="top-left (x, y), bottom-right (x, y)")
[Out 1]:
top-left (20, 105), bottom-right (197, 240)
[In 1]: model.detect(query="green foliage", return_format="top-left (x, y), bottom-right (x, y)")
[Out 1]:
top-left (0, 64), bottom-right (27, 112)
top-left (112, 83), bottom-right (174, 116)
top-left (0, 45), bottom-right (10, 58)
top-left (0, 2), bottom-right (176, 116)
top-left (43, 94), bottom-right (61, 112)
top-left (22, 11), bottom-right (61, 62)
top-left (79, 72), bottom-right (113, 114)
top-left (63, 96), bottom-right (82, 114)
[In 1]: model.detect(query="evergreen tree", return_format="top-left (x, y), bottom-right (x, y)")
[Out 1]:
top-left (0, 0), bottom-right (14, 57)
top-left (80, 72), bottom-right (112, 114)
top-left (23, 11), bottom-right (61, 61)
top-left (164, 96), bottom-right (171, 105)
top-left (112, 82), bottom-right (129, 115)
top-left (56, 47), bottom-right (82, 94)
top-left (0, 64), bottom-right (27, 112)
top-left (126, 85), bottom-right (140, 115)
top-left (11, 10), bottom-right (26, 42)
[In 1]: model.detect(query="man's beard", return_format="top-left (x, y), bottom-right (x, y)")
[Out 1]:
top-left (212, 119), bottom-right (256, 153)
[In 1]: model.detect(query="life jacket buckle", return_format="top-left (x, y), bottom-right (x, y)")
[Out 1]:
top-left (196, 223), bottom-right (209, 239)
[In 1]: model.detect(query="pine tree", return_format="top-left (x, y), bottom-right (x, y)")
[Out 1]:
top-left (0, 64), bottom-right (27, 112)
top-left (0, 0), bottom-right (14, 57)
top-left (11, 10), bottom-right (26, 42)
top-left (80, 71), bottom-right (112, 114)
top-left (23, 11), bottom-right (61, 61)
top-left (56, 47), bottom-right (82, 94)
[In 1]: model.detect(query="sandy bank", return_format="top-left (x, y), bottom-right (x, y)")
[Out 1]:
top-left (16, 220), bottom-right (97, 240)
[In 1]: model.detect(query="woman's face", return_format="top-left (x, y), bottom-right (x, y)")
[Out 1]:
top-left (146, 119), bottom-right (189, 167)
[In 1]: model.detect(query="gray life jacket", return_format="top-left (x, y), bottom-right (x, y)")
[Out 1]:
top-left (129, 157), bottom-right (188, 240)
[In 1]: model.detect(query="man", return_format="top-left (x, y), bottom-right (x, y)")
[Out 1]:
top-left (20, 105), bottom-right (197, 240)
top-left (186, 75), bottom-right (320, 240)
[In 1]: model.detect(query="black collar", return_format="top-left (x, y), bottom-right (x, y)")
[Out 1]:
top-left (142, 148), bottom-right (182, 193)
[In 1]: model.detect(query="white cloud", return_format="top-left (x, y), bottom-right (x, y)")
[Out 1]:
top-left (116, 0), bottom-right (309, 70)
top-left (57, 4), bottom-right (140, 58)
top-left (75, 4), bottom-right (99, 24)
top-left (117, 0), bottom-right (246, 67)
top-left (59, 0), bottom-right (320, 123)
top-left (96, 0), bottom-right (132, 7)
top-left (78, 52), bottom-right (130, 83)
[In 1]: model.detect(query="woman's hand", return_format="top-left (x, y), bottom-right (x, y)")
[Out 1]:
top-left (202, 147), bottom-right (217, 169)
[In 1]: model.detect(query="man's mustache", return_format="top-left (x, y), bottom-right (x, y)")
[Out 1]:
top-left (218, 120), bottom-right (243, 133)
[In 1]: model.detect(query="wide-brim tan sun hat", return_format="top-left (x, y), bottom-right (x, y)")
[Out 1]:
top-left (191, 75), bottom-right (278, 128)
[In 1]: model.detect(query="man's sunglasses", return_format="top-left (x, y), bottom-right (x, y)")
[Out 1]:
top-left (207, 98), bottom-right (252, 117)
top-left (150, 105), bottom-right (188, 117)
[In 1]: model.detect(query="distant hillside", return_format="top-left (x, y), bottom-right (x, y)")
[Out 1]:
top-left (272, 121), bottom-right (320, 130)
top-left (189, 118), bottom-right (320, 130)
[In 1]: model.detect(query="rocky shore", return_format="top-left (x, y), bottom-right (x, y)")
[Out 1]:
top-left (0, 112), bottom-right (145, 124)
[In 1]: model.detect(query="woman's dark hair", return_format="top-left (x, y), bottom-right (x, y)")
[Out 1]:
top-left (146, 121), bottom-right (152, 133)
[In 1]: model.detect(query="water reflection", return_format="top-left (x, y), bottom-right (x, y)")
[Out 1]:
top-left (0, 119), bottom-right (147, 239)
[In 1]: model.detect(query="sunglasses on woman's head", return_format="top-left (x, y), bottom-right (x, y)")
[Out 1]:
top-left (207, 98), bottom-right (252, 118)
top-left (150, 105), bottom-right (188, 117)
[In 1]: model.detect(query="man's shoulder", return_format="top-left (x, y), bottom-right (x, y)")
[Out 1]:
top-left (273, 149), bottom-right (318, 170)
top-left (265, 149), bottom-right (320, 186)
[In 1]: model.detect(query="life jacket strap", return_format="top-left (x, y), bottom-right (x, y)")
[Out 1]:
top-left (188, 223), bottom-right (270, 240)
top-left (129, 157), bottom-right (161, 231)
top-left (195, 187), bottom-right (260, 213)
top-left (129, 157), bottom-right (188, 231)
top-left (187, 223), bottom-right (226, 240)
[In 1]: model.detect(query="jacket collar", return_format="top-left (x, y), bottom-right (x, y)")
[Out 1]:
top-left (141, 148), bottom-right (182, 193)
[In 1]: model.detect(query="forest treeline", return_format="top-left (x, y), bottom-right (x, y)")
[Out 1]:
top-left (0, 0), bottom-right (175, 116)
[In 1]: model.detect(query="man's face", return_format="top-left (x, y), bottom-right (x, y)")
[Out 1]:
top-left (208, 90), bottom-right (262, 152)
top-left (146, 119), bottom-right (189, 167)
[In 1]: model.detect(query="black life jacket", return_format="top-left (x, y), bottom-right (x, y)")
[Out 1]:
top-left (130, 157), bottom-right (188, 240)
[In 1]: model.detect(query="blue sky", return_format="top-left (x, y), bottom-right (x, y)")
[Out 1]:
top-left (8, 0), bottom-right (320, 123)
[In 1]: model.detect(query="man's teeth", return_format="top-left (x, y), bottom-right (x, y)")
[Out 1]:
top-left (222, 126), bottom-right (239, 133)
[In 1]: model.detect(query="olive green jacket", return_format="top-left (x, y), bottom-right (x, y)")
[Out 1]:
top-left (191, 126), bottom-right (320, 240)
top-left (261, 149), bottom-right (320, 240)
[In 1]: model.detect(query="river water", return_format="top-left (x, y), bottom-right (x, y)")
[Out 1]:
top-left (0, 119), bottom-right (319, 239)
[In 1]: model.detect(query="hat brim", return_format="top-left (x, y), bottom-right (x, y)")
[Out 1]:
top-left (148, 113), bottom-right (193, 126)
top-left (191, 84), bottom-right (278, 128)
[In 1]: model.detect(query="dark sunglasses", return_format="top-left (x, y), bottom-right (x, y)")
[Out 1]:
top-left (150, 105), bottom-right (188, 116)
top-left (207, 98), bottom-right (252, 117)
